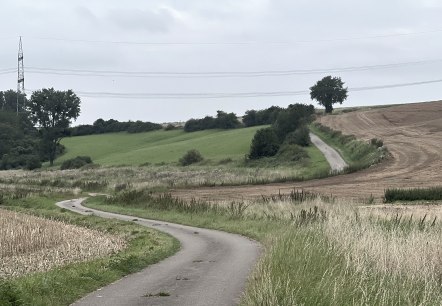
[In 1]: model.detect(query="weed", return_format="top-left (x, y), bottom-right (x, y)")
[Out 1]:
top-left (293, 206), bottom-right (327, 226)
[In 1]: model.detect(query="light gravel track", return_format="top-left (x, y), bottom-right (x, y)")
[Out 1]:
top-left (57, 199), bottom-right (260, 306)
top-left (309, 132), bottom-right (347, 172)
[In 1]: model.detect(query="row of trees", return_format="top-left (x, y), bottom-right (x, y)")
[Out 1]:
top-left (1, 88), bottom-right (81, 169)
top-left (184, 111), bottom-right (241, 132)
top-left (69, 118), bottom-right (162, 136)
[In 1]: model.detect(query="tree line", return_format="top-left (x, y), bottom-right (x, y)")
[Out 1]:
top-left (1, 88), bottom-right (80, 169)
top-left (0, 75), bottom-right (348, 170)
top-left (69, 118), bottom-right (162, 136)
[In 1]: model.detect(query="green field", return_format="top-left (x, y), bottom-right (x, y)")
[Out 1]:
top-left (58, 127), bottom-right (264, 166)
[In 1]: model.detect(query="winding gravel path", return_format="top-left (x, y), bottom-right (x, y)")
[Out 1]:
top-left (309, 132), bottom-right (348, 172)
top-left (57, 199), bottom-right (260, 306)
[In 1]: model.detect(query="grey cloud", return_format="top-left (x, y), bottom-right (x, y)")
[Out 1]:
top-left (107, 8), bottom-right (177, 33)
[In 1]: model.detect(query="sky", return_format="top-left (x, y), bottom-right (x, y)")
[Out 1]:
top-left (1, 0), bottom-right (441, 125)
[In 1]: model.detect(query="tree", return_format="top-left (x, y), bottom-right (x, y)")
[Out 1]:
top-left (249, 128), bottom-right (280, 159)
top-left (27, 88), bottom-right (81, 165)
top-left (310, 76), bottom-right (348, 114)
top-left (273, 104), bottom-right (315, 141)
top-left (0, 90), bottom-right (27, 112)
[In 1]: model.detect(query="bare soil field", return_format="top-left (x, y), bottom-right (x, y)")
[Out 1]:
top-left (172, 101), bottom-right (442, 201)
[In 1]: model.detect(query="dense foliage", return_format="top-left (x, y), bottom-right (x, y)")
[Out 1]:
top-left (310, 76), bottom-right (348, 114)
top-left (184, 111), bottom-right (241, 132)
top-left (60, 156), bottom-right (93, 170)
top-left (249, 128), bottom-right (280, 159)
top-left (242, 106), bottom-right (282, 127)
top-left (69, 118), bottom-right (162, 136)
top-left (248, 104), bottom-right (315, 159)
top-left (0, 90), bottom-right (27, 113)
top-left (0, 111), bottom-right (41, 170)
top-left (28, 88), bottom-right (81, 166)
top-left (384, 187), bottom-right (442, 202)
top-left (179, 149), bottom-right (204, 166)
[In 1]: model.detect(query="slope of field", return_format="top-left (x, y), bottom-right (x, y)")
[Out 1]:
top-left (173, 101), bottom-right (442, 201)
top-left (58, 127), bottom-right (264, 166)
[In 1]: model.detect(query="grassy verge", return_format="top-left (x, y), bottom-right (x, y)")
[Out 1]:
top-left (384, 187), bottom-right (442, 202)
top-left (309, 122), bottom-right (388, 172)
top-left (0, 195), bottom-right (179, 306)
top-left (84, 195), bottom-right (442, 305)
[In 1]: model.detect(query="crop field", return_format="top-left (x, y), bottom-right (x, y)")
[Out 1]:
top-left (0, 209), bottom-right (125, 278)
top-left (58, 126), bottom-right (264, 166)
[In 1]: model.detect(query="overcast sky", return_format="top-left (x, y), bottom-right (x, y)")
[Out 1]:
top-left (1, 0), bottom-right (441, 125)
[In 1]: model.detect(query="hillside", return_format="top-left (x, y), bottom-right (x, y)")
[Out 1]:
top-left (172, 101), bottom-right (442, 201)
top-left (57, 126), bottom-right (264, 166)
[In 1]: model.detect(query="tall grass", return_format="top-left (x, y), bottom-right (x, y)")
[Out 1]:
top-left (85, 195), bottom-right (442, 305)
top-left (0, 162), bottom-right (329, 193)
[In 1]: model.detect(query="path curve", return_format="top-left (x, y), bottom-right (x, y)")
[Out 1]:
top-left (309, 132), bottom-right (347, 172)
top-left (57, 198), bottom-right (260, 306)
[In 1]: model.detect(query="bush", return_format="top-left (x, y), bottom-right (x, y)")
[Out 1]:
top-left (179, 150), bottom-right (204, 166)
top-left (24, 155), bottom-right (42, 170)
top-left (285, 126), bottom-right (311, 147)
top-left (384, 187), bottom-right (442, 202)
top-left (276, 144), bottom-right (309, 161)
top-left (60, 156), bottom-right (93, 170)
top-left (249, 128), bottom-right (280, 159)
top-left (164, 124), bottom-right (177, 131)
top-left (371, 138), bottom-right (384, 148)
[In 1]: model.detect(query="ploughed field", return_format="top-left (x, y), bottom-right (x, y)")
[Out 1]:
top-left (173, 101), bottom-right (442, 201)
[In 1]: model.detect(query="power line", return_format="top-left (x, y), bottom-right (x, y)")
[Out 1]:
top-left (0, 69), bottom-right (16, 75)
top-left (24, 78), bottom-right (440, 100)
top-left (23, 28), bottom-right (442, 46)
top-left (24, 59), bottom-right (442, 78)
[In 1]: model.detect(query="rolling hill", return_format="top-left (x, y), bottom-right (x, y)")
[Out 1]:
top-left (57, 126), bottom-right (265, 166)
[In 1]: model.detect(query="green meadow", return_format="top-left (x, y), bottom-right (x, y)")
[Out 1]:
top-left (58, 126), bottom-right (264, 166)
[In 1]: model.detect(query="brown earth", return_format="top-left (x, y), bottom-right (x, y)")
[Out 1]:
top-left (172, 101), bottom-right (442, 202)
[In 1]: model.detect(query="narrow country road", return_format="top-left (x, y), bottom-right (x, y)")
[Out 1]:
top-left (309, 132), bottom-right (348, 172)
top-left (57, 199), bottom-right (260, 306)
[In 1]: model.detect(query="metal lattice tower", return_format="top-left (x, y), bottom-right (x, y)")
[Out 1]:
top-left (17, 36), bottom-right (24, 113)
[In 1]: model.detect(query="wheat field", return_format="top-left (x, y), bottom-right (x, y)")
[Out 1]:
top-left (0, 209), bottom-right (125, 278)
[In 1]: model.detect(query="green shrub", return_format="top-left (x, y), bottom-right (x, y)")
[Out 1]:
top-left (276, 144), bottom-right (308, 162)
top-left (0, 280), bottom-right (22, 306)
top-left (164, 124), bottom-right (178, 131)
top-left (384, 187), bottom-right (442, 202)
top-left (179, 150), bottom-right (204, 166)
top-left (285, 126), bottom-right (310, 147)
top-left (60, 156), bottom-right (93, 170)
top-left (249, 128), bottom-right (280, 159)
top-left (371, 138), bottom-right (384, 148)
top-left (24, 155), bottom-right (42, 170)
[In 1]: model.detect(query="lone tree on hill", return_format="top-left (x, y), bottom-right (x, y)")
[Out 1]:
top-left (28, 88), bottom-right (81, 166)
top-left (310, 76), bottom-right (348, 114)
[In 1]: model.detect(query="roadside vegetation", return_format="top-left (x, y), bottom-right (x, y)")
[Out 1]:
top-left (384, 186), bottom-right (442, 202)
top-left (83, 191), bottom-right (442, 305)
top-left (310, 122), bottom-right (388, 172)
top-left (0, 194), bottom-right (178, 306)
